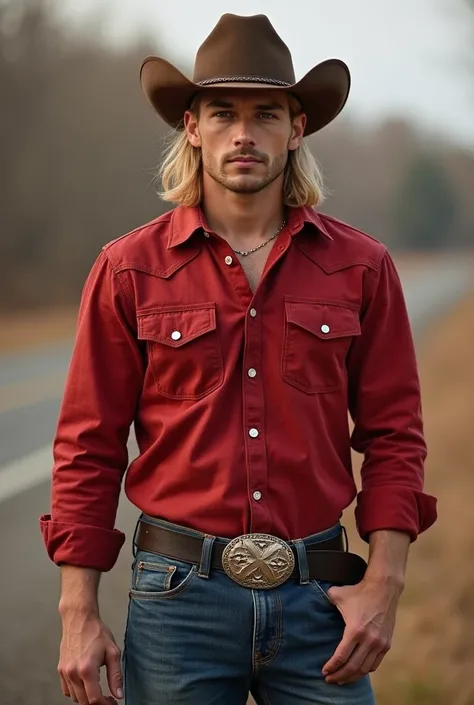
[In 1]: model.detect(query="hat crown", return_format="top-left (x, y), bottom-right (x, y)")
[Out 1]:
top-left (193, 14), bottom-right (296, 86)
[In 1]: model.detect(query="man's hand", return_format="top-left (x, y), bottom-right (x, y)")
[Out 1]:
top-left (58, 609), bottom-right (123, 704)
top-left (322, 577), bottom-right (403, 685)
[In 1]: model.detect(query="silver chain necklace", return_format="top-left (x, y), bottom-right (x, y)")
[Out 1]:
top-left (232, 220), bottom-right (286, 257)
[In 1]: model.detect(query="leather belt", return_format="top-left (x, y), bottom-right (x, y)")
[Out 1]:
top-left (135, 520), bottom-right (367, 589)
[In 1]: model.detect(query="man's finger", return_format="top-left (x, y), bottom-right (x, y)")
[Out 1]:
top-left (322, 627), bottom-right (358, 676)
top-left (339, 647), bottom-right (381, 684)
top-left (59, 672), bottom-right (71, 698)
top-left (78, 664), bottom-right (111, 705)
top-left (63, 674), bottom-right (80, 703)
top-left (105, 643), bottom-right (124, 700)
top-left (66, 670), bottom-right (93, 705)
top-left (326, 586), bottom-right (344, 605)
top-left (324, 642), bottom-right (371, 684)
top-left (370, 649), bottom-right (387, 672)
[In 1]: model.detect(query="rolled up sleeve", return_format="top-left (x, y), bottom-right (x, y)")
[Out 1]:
top-left (348, 250), bottom-right (437, 542)
top-left (40, 248), bottom-right (144, 571)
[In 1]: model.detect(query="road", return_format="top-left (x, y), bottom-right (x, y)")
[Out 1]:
top-left (0, 255), bottom-right (472, 705)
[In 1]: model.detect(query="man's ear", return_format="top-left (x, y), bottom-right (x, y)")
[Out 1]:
top-left (288, 113), bottom-right (306, 151)
top-left (184, 111), bottom-right (202, 148)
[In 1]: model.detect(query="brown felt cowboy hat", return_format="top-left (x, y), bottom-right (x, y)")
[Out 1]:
top-left (140, 13), bottom-right (350, 136)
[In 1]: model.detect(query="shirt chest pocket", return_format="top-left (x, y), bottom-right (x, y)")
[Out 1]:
top-left (137, 303), bottom-right (224, 400)
top-left (282, 298), bottom-right (361, 394)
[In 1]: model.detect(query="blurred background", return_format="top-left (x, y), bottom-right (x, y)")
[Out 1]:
top-left (0, 0), bottom-right (473, 703)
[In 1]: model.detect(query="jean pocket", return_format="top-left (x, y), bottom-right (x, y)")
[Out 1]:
top-left (130, 550), bottom-right (198, 600)
top-left (309, 580), bottom-right (339, 610)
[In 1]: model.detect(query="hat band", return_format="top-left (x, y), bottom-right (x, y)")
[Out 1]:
top-left (196, 75), bottom-right (292, 87)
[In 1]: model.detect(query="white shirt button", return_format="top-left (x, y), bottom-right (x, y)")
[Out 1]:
top-left (248, 368), bottom-right (257, 378)
top-left (225, 255), bottom-right (233, 265)
top-left (250, 308), bottom-right (257, 318)
top-left (321, 324), bottom-right (330, 334)
top-left (249, 428), bottom-right (259, 438)
top-left (171, 331), bottom-right (182, 341)
top-left (253, 491), bottom-right (262, 501)
top-left (204, 232), bottom-right (210, 238)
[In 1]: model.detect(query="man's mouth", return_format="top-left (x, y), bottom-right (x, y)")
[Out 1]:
top-left (229, 156), bottom-right (261, 164)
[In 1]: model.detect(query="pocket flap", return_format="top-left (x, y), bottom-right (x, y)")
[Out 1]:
top-left (137, 303), bottom-right (216, 347)
top-left (285, 299), bottom-right (360, 339)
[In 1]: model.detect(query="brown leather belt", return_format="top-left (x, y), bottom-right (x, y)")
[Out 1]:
top-left (135, 520), bottom-right (367, 589)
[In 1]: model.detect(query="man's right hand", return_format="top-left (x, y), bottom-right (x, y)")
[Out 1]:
top-left (58, 609), bottom-right (124, 704)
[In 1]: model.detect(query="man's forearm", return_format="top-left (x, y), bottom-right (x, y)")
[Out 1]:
top-left (364, 529), bottom-right (411, 590)
top-left (58, 565), bottom-right (102, 616)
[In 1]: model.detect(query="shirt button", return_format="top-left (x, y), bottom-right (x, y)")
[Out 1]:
top-left (248, 368), bottom-right (257, 378)
top-left (249, 428), bottom-right (259, 438)
top-left (253, 491), bottom-right (262, 501)
top-left (249, 308), bottom-right (257, 318)
top-left (203, 231), bottom-right (210, 238)
top-left (225, 255), bottom-right (233, 265)
top-left (171, 330), bottom-right (182, 341)
top-left (321, 324), bottom-right (330, 334)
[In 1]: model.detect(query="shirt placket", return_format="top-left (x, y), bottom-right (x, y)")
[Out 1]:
top-left (211, 234), bottom-right (292, 534)
top-left (242, 299), bottom-right (272, 532)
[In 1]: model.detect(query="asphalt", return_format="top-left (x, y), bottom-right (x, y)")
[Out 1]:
top-left (0, 254), bottom-right (472, 705)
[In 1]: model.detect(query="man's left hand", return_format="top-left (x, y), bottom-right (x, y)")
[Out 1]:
top-left (321, 577), bottom-right (402, 685)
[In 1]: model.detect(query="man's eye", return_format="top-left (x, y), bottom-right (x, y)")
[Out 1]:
top-left (259, 113), bottom-right (277, 120)
top-left (214, 111), bottom-right (233, 118)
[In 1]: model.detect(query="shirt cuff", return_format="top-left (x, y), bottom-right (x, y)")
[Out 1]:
top-left (355, 486), bottom-right (438, 542)
top-left (40, 514), bottom-right (126, 572)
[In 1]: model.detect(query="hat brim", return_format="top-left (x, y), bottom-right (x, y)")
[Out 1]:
top-left (140, 57), bottom-right (350, 136)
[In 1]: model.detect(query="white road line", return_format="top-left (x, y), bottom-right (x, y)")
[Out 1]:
top-left (0, 445), bottom-right (52, 504)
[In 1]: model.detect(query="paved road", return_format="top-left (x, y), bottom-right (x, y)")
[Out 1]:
top-left (0, 255), bottom-right (472, 705)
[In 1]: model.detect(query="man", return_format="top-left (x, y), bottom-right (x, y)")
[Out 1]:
top-left (40, 13), bottom-right (437, 705)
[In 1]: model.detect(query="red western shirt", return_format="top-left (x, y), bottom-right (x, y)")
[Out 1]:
top-left (40, 205), bottom-right (437, 572)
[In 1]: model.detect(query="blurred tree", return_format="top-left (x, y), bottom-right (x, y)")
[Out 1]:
top-left (311, 117), bottom-right (427, 246)
top-left (0, 0), bottom-right (473, 311)
top-left (392, 154), bottom-right (458, 250)
top-left (0, 0), bottom-right (166, 311)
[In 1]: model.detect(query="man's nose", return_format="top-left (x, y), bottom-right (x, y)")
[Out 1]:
top-left (232, 120), bottom-right (256, 147)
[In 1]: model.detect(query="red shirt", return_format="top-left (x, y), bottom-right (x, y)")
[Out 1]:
top-left (40, 205), bottom-right (437, 572)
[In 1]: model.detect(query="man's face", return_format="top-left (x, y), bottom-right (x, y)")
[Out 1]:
top-left (184, 89), bottom-right (306, 195)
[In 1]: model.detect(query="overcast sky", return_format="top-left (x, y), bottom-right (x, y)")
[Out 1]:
top-left (60, 0), bottom-right (474, 150)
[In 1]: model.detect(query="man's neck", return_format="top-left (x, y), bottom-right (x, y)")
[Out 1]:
top-left (201, 177), bottom-right (286, 245)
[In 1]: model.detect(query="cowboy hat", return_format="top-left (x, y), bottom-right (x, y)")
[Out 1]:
top-left (140, 13), bottom-right (350, 136)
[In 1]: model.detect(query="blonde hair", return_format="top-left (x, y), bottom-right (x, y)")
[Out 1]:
top-left (156, 95), bottom-right (326, 208)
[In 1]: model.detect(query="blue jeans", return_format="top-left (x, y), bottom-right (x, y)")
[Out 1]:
top-left (122, 515), bottom-right (375, 704)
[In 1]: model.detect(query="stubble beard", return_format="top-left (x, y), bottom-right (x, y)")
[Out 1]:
top-left (202, 150), bottom-right (288, 195)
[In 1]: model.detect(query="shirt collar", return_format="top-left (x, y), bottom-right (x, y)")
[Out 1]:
top-left (167, 206), bottom-right (206, 249)
top-left (287, 206), bottom-right (333, 240)
top-left (167, 205), bottom-right (333, 248)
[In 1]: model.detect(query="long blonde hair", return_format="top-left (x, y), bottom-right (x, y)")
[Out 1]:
top-left (156, 95), bottom-right (327, 208)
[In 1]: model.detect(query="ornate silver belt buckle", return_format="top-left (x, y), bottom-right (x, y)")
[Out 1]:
top-left (222, 533), bottom-right (295, 589)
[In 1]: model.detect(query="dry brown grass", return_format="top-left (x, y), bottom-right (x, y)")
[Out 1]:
top-left (0, 306), bottom-right (78, 353)
top-left (364, 289), bottom-right (474, 704)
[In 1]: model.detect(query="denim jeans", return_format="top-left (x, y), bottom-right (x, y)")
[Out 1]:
top-left (122, 515), bottom-right (375, 704)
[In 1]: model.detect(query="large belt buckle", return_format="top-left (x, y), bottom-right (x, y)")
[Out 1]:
top-left (222, 533), bottom-right (295, 589)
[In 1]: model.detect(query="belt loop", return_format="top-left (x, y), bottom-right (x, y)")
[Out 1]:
top-left (198, 535), bottom-right (216, 579)
top-left (342, 525), bottom-right (349, 552)
top-left (293, 539), bottom-right (310, 585)
top-left (131, 517), bottom-right (142, 559)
